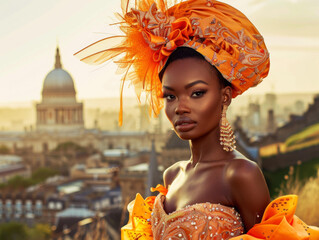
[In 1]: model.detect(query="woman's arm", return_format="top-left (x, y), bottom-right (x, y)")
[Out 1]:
top-left (226, 159), bottom-right (270, 231)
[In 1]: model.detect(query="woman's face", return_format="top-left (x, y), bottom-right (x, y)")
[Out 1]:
top-left (162, 57), bottom-right (228, 140)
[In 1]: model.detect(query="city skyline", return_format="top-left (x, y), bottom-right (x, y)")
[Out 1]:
top-left (1, 0), bottom-right (319, 104)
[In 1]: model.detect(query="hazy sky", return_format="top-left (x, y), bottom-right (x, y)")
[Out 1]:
top-left (0, 0), bottom-right (318, 104)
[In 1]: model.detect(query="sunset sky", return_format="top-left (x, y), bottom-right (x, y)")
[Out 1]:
top-left (0, 0), bottom-right (318, 104)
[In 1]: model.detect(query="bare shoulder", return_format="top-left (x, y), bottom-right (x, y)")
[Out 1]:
top-left (225, 157), bottom-right (262, 182)
top-left (163, 161), bottom-right (186, 188)
top-left (225, 154), bottom-right (270, 231)
top-left (225, 157), bottom-right (267, 195)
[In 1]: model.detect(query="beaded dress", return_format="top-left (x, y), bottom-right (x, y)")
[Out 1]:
top-left (121, 185), bottom-right (319, 240)
top-left (151, 192), bottom-right (244, 239)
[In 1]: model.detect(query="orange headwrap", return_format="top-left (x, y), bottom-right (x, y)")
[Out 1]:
top-left (75, 0), bottom-right (270, 125)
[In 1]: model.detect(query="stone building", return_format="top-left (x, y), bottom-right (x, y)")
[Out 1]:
top-left (36, 47), bottom-right (84, 133)
top-left (260, 94), bottom-right (319, 146)
top-left (0, 155), bottom-right (31, 183)
top-left (119, 138), bottom-right (163, 206)
top-left (258, 94), bottom-right (319, 170)
top-left (266, 109), bottom-right (277, 134)
top-left (0, 46), bottom-right (168, 155)
top-left (0, 191), bottom-right (45, 225)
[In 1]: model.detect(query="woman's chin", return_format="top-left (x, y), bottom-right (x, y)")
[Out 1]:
top-left (175, 131), bottom-right (194, 141)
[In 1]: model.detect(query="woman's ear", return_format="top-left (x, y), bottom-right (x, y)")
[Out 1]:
top-left (222, 86), bottom-right (232, 106)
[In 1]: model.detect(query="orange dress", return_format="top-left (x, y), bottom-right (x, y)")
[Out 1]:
top-left (121, 185), bottom-right (319, 240)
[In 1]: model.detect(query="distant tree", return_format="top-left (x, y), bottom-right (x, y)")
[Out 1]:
top-left (31, 167), bottom-right (59, 182)
top-left (0, 222), bottom-right (51, 240)
top-left (0, 145), bottom-right (10, 154)
top-left (0, 222), bottom-right (27, 240)
top-left (27, 223), bottom-right (51, 240)
top-left (53, 141), bottom-right (98, 158)
top-left (7, 176), bottom-right (34, 190)
top-left (0, 168), bottom-right (58, 190)
top-left (54, 141), bottom-right (85, 152)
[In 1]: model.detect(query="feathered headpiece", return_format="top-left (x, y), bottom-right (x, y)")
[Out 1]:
top-left (74, 0), bottom-right (270, 125)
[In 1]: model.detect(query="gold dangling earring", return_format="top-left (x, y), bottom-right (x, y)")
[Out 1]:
top-left (220, 105), bottom-right (236, 151)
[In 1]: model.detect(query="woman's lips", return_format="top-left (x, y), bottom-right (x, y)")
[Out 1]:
top-left (175, 118), bottom-right (196, 132)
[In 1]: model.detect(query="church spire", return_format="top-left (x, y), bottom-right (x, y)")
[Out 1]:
top-left (55, 46), bottom-right (62, 69)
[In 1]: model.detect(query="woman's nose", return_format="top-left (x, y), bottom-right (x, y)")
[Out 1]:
top-left (175, 98), bottom-right (190, 115)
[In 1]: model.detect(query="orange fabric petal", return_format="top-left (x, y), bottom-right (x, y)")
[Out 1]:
top-left (121, 185), bottom-right (168, 240)
top-left (121, 193), bottom-right (154, 240)
top-left (121, 190), bottom-right (319, 240)
top-left (150, 184), bottom-right (168, 196)
top-left (308, 226), bottom-right (319, 240)
top-left (230, 195), bottom-right (319, 240)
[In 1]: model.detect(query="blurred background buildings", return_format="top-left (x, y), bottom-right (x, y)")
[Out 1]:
top-left (1, 0), bottom-right (319, 234)
top-left (0, 45), bottom-right (318, 239)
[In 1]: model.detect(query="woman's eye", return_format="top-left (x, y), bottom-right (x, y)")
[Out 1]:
top-left (163, 94), bottom-right (175, 101)
top-left (191, 90), bottom-right (206, 98)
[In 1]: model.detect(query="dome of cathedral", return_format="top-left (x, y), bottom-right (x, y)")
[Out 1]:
top-left (43, 68), bottom-right (75, 94)
top-left (42, 47), bottom-right (76, 95)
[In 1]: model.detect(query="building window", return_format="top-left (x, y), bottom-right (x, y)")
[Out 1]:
top-left (55, 109), bottom-right (59, 123)
top-left (25, 200), bottom-right (32, 214)
top-left (5, 200), bottom-right (12, 218)
top-left (15, 200), bottom-right (23, 217)
top-left (35, 200), bottom-right (42, 217)
top-left (56, 202), bottom-right (62, 210)
top-left (48, 202), bottom-right (55, 210)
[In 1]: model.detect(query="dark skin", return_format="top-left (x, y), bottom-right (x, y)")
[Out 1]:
top-left (161, 57), bottom-right (270, 232)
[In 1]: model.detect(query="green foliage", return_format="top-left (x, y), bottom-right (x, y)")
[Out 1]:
top-left (0, 222), bottom-right (51, 240)
top-left (52, 141), bottom-right (97, 158)
top-left (7, 175), bottom-right (35, 190)
top-left (54, 141), bottom-right (85, 152)
top-left (0, 167), bottom-right (59, 190)
top-left (26, 224), bottom-right (51, 240)
top-left (285, 123), bottom-right (319, 148)
top-left (0, 145), bottom-right (10, 154)
top-left (264, 157), bottom-right (319, 198)
top-left (31, 167), bottom-right (59, 182)
top-left (0, 222), bottom-right (27, 240)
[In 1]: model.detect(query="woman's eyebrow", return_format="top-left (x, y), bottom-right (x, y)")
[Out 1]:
top-left (185, 80), bottom-right (208, 89)
top-left (163, 80), bottom-right (208, 91)
top-left (163, 85), bottom-right (174, 91)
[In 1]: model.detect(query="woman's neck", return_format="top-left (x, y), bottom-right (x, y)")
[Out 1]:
top-left (189, 126), bottom-right (232, 166)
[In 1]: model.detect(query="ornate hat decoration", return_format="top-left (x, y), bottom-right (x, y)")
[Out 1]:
top-left (75, 0), bottom-right (270, 125)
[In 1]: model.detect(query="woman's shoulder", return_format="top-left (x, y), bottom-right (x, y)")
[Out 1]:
top-left (163, 160), bottom-right (188, 188)
top-left (225, 151), bottom-right (261, 180)
top-left (224, 152), bottom-right (268, 201)
top-left (224, 152), bottom-right (270, 230)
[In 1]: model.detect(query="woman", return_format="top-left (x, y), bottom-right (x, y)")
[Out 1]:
top-left (159, 46), bottom-right (270, 229)
top-left (75, 0), bottom-right (319, 239)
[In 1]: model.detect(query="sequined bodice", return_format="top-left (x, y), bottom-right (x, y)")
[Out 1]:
top-left (151, 194), bottom-right (244, 240)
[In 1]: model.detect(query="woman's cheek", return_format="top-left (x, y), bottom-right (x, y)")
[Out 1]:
top-left (164, 104), bottom-right (174, 125)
